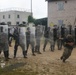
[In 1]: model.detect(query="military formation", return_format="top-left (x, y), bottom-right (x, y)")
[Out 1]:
top-left (0, 23), bottom-right (75, 63)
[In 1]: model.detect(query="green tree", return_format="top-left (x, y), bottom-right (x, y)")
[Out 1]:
top-left (28, 15), bottom-right (34, 23)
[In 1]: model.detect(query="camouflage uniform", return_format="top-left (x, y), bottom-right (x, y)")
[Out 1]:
top-left (60, 34), bottom-right (74, 62)
top-left (0, 25), bottom-right (9, 61)
top-left (43, 28), bottom-right (50, 51)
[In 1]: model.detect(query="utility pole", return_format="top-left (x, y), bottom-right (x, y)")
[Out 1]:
top-left (31, 0), bottom-right (32, 17)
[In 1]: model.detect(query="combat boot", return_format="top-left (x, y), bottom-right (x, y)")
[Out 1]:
top-left (4, 51), bottom-right (9, 61)
top-left (23, 51), bottom-right (27, 58)
top-left (14, 50), bottom-right (17, 58)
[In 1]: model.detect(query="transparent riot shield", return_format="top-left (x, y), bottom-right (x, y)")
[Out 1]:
top-left (35, 25), bottom-right (42, 53)
top-left (18, 26), bottom-right (27, 51)
top-left (29, 26), bottom-right (36, 54)
top-left (0, 25), bottom-right (9, 51)
top-left (39, 25), bottom-right (45, 36)
top-left (30, 26), bottom-right (35, 42)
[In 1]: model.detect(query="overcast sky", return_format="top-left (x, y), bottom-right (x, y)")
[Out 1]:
top-left (0, 0), bottom-right (47, 19)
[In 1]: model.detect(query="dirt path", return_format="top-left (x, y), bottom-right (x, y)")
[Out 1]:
top-left (0, 42), bottom-right (76, 75)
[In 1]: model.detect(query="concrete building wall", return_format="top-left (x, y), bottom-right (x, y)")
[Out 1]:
top-left (0, 10), bottom-right (31, 25)
top-left (48, 0), bottom-right (76, 27)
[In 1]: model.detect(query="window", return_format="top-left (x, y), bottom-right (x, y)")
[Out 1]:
top-left (7, 22), bottom-right (11, 25)
top-left (58, 20), bottom-right (63, 26)
top-left (3, 15), bottom-right (5, 19)
top-left (58, 2), bottom-right (64, 10)
top-left (0, 27), bottom-right (3, 32)
top-left (16, 22), bottom-right (19, 25)
top-left (22, 21), bottom-right (26, 24)
top-left (8, 15), bottom-right (10, 18)
top-left (65, 1), bottom-right (67, 3)
top-left (17, 15), bottom-right (20, 18)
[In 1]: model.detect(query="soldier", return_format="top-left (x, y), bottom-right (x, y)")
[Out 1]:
top-left (57, 25), bottom-right (65, 50)
top-left (50, 26), bottom-right (58, 51)
top-left (43, 27), bottom-right (50, 52)
top-left (13, 26), bottom-right (27, 58)
top-left (26, 27), bottom-right (36, 56)
top-left (35, 25), bottom-right (42, 54)
top-left (60, 34), bottom-right (74, 62)
top-left (0, 24), bottom-right (9, 61)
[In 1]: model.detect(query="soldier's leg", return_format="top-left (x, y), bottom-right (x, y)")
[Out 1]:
top-left (43, 38), bottom-right (48, 52)
top-left (37, 40), bottom-right (41, 54)
top-left (50, 41), bottom-right (55, 52)
top-left (35, 45), bottom-right (38, 52)
top-left (20, 44), bottom-right (27, 58)
top-left (61, 47), bottom-right (70, 62)
top-left (57, 40), bottom-right (62, 50)
top-left (3, 44), bottom-right (9, 61)
top-left (31, 41), bottom-right (36, 56)
top-left (35, 39), bottom-right (38, 52)
top-left (63, 49), bottom-right (72, 62)
top-left (14, 41), bottom-right (18, 58)
top-left (26, 41), bottom-right (30, 55)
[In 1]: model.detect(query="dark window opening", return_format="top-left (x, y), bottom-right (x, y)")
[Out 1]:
top-left (3, 15), bottom-right (5, 19)
top-left (65, 1), bottom-right (67, 3)
top-left (16, 22), bottom-right (19, 25)
top-left (8, 15), bottom-right (10, 18)
top-left (7, 22), bottom-right (11, 25)
top-left (0, 27), bottom-right (3, 32)
top-left (17, 15), bottom-right (20, 18)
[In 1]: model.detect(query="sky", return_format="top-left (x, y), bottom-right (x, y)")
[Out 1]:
top-left (0, 0), bottom-right (47, 19)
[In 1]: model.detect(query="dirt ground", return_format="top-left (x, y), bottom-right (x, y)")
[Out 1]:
top-left (0, 41), bottom-right (76, 75)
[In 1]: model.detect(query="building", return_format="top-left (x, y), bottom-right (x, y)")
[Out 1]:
top-left (0, 9), bottom-right (31, 25)
top-left (46, 0), bottom-right (76, 27)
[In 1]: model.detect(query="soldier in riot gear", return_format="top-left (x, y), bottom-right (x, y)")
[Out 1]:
top-left (57, 25), bottom-right (65, 50)
top-left (13, 26), bottom-right (27, 58)
top-left (43, 27), bottom-right (50, 52)
top-left (26, 27), bottom-right (36, 56)
top-left (35, 25), bottom-right (42, 54)
top-left (0, 24), bottom-right (9, 61)
top-left (50, 26), bottom-right (58, 51)
top-left (13, 27), bottom-right (19, 58)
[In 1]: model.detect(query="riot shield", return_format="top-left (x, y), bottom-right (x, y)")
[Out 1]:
top-left (35, 25), bottom-right (42, 53)
top-left (18, 26), bottom-right (27, 51)
top-left (30, 26), bottom-right (35, 42)
top-left (0, 25), bottom-right (9, 51)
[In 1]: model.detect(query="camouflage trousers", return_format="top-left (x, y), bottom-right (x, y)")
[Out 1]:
top-left (61, 47), bottom-right (73, 61)
top-left (43, 38), bottom-right (51, 51)
top-left (35, 38), bottom-right (41, 52)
